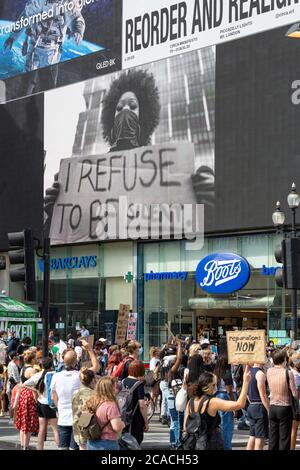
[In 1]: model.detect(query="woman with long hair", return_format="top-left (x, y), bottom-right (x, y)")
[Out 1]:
top-left (106, 351), bottom-right (122, 376)
top-left (72, 367), bottom-right (97, 450)
top-left (186, 355), bottom-right (204, 398)
top-left (183, 367), bottom-right (251, 450)
top-left (15, 351), bottom-right (39, 450)
top-left (85, 376), bottom-right (125, 450)
top-left (23, 357), bottom-right (59, 450)
top-left (122, 360), bottom-right (149, 445)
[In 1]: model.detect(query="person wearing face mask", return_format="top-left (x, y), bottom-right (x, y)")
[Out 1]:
top-left (183, 366), bottom-right (251, 450)
top-left (101, 69), bottom-right (161, 153)
top-left (267, 349), bottom-right (298, 450)
top-left (43, 68), bottom-right (161, 237)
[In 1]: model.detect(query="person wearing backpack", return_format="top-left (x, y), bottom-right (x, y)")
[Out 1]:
top-left (23, 357), bottom-right (59, 450)
top-left (72, 368), bottom-right (97, 450)
top-left (111, 341), bottom-right (140, 390)
top-left (182, 366), bottom-right (251, 450)
top-left (84, 376), bottom-right (125, 450)
top-left (121, 360), bottom-right (149, 445)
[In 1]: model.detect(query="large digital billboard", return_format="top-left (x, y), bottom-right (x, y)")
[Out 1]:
top-left (0, 0), bottom-right (122, 103)
top-left (44, 47), bottom-right (215, 243)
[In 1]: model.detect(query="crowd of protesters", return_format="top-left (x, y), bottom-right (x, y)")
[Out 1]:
top-left (0, 327), bottom-right (300, 451)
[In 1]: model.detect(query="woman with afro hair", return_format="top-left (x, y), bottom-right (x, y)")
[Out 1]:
top-left (101, 69), bottom-right (161, 152)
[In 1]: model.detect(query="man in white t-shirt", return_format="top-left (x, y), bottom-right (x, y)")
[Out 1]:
top-left (51, 341), bottom-right (99, 450)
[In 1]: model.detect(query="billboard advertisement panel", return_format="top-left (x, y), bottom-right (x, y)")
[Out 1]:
top-left (0, 0), bottom-right (122, 103)
top-left (44, 46), bottom-right (215, 243)
top-left (122, 0), bottom-right (300, 69)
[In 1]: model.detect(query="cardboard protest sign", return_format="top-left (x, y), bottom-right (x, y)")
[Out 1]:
top-left (115, 304), bottom-right (130, 345)
top-left (127, 312), bottom-right (138, 341)
top-left (226, 330), bottom-right (266, 365)
top-left (50, 143), bottom-right (197, 244)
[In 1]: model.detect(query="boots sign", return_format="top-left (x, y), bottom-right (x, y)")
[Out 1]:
top-left (195, 252), bottom-right (250, 294)
top-left (227, 330), bottom-right (266, 365)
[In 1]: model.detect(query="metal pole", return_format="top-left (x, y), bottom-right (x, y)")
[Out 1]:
top-left (291, 208), bottom-right (297, 341)
top-left (42, 237), bottom-right (50, 357)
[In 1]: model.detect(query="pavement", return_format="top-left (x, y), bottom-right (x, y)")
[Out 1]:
top-left (0, 413), bottom-right (253, 451)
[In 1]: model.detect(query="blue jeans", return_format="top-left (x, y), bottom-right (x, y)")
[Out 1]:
top-left (167, 393), bottom-right (184, 449)
top-left (216, 391), bottom-right (234, 450)
top-left (58, 425), bottom-right (79, 450)
top-left (159, 380), bottom-right (170, 417)
top-left (87, 440), bottom-right (119, 451)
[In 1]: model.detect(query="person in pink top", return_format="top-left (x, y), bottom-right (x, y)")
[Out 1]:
top-left (85, 376), bottom-right (125, 450)
top-left (267, 349), bottom-right (298, 450)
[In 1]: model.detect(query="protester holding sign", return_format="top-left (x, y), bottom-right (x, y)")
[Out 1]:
top-left (183, 366), bottom-right (251, 450)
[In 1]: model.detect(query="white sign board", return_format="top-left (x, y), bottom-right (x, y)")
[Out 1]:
top-left (50, 143), bottom-right (198, 244)
top-left (123, 0), bottom-right (300, 68)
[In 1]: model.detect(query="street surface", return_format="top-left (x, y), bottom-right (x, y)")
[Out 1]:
top-left (0, 414), bottom-right (270, 450)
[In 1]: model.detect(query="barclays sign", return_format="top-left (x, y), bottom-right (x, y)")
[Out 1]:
top-left (196, 253), bottom-right (250, 294)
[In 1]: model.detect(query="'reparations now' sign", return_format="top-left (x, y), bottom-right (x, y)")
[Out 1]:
top-left (123, 0), bottom-right (300, 68)
top-left (226, 330), bottom-right (266, 364)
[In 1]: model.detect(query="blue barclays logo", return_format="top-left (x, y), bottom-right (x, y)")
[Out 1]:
top-left (144, 271), bottom-right (188, 282)
top-left (196, 252), bottom-right (250, 295)
top-left (39, 255), bottom-right (97, 273)
top-left (261, 265), bottom-right (279, 276)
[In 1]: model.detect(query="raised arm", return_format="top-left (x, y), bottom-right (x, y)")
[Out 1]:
top-left (210, 365), bottom-right (251, 414)
top-left (170, 338), bottom-right (182, 375)
top-left (81, 340), bottom-right (100, 374)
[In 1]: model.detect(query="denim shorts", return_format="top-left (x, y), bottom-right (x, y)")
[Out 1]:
top-left (248, 403), bottom-right (269, 439)
top-left (58, 425), bottom-right (79, 450)
top-left (87, 439), bottom-right (120, 451)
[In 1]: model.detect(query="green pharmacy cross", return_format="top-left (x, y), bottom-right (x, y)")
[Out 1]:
top-left (124, 272), bottom-right (134, 283)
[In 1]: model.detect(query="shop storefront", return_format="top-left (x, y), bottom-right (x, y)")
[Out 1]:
top-left (136, 233), bottom-right (294, 361)
top-left (35, 242), bottom-right (134, 341)
top-left (0, 295), bottom-right (40, 344)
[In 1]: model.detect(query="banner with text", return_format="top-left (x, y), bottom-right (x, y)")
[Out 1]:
top-left (123, 0), bottom-right (300, 68)
top-left (127, 312), bottom-right (138, 341)
top-left (115, 304), bottom-right (130, 345)
top-left (49, 143), bottom-right (198, 244)
top-left (226, 330), bottom-right (266, 364)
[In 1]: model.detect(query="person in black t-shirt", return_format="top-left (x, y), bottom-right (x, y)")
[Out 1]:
top-left (122, 360), bottom-right (148, 445)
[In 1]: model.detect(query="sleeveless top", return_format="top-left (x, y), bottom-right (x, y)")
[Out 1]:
top-left (21, 366), bottom-right (33, 384)
top-left (193, 396), bottom-right (221, 433)
top-left (248, 367), bottom-right (264, 403)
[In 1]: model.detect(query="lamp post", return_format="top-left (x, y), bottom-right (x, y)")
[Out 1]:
top-left (272, 184), bottom-right (300, 341)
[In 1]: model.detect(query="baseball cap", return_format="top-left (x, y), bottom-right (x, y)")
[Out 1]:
top-left (200, 339), bottom-right (210, 345)
top-left (98, 338), bottom-right (107, 342)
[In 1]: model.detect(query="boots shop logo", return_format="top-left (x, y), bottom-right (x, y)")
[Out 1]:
top-left (195, 253), bottom-right (250, 295)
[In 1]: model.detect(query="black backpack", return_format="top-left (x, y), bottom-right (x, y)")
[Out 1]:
top-left (118, 380), bottom-right (142, 427)
top-left (179, 397), bottom-right (209, 450)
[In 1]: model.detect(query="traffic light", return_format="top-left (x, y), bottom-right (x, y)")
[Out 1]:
top-left (7, 229), bottom-right (36, 301)
top-left (275, 238), bottom-right (300, 289)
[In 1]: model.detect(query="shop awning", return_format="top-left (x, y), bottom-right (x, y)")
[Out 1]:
top-left (0, 295), bottom-right (39, 319)
top-left (189, 296), bottom-right (275, 309)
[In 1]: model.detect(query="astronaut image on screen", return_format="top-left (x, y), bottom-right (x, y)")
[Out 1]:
top-left (3, 0), bottom-right (86, 93)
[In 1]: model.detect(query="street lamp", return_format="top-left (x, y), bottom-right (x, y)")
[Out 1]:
top-left (272, 184), bottom-right (300, 341)
top-left (272, 201), bottom-right (285, 227)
